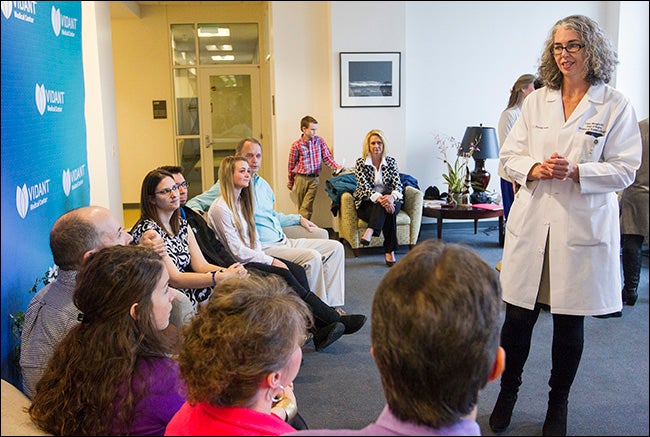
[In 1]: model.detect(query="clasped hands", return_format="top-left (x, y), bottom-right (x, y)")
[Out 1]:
top-left (378, 194), bottom-right (396, 213)
top-left (530, 152), bottom-right (579, 183)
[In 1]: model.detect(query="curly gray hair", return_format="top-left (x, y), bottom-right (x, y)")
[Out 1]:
top-left (538, 15), bottom-right (618, 90)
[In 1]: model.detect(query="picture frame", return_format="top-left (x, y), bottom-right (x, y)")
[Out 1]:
top-left (339, 52), bottom-right (401, 108)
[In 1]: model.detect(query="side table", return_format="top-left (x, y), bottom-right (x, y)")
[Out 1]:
top-left (422, 205), bottom-right (504, 246)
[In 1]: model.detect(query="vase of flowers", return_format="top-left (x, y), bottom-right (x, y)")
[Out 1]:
top-left (434, 131), bottom-right (480, 207)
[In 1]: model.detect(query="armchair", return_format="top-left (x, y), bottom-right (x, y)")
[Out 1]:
top-left (337, 186), bottom-right (424, 256)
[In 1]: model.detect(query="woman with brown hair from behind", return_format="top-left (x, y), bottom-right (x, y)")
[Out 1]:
top-left (29, 245), bottom-right (184, 435)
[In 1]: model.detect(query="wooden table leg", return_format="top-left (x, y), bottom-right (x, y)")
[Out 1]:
top-left (474, 219), bottom-right (478, 234)
top-left (437, 217), bottom-right (443, 239)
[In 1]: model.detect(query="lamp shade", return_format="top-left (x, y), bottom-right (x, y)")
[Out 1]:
top-left (460, 125), bottom-right (499, 160)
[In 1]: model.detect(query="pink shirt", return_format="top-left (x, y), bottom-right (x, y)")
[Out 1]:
top-left (165, 403), bottom-right (295, 436)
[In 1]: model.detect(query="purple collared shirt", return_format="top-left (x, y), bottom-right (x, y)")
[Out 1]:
top-left (284, 405), bottom-right (481, 436)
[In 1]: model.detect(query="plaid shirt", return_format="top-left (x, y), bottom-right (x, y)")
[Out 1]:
top-left (288, 135), bottom-right (339, 186)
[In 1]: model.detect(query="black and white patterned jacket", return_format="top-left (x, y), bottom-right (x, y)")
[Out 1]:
top-left (353, 155), bottom-right (403, 209)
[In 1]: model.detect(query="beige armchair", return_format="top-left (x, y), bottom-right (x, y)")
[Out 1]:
top-left (2, 379), bottom-right (51, 435)
top-left (337, 186), bottom-right (424, 256)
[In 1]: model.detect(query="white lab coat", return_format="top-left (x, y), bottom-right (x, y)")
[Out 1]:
top-left (500, 83), bottom-right (642, 316)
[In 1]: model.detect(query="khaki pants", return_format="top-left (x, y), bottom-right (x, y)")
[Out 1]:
top-left (293, 174), bottom-right (319, 220)
top-left (262, 236), bottom-right (345, 307)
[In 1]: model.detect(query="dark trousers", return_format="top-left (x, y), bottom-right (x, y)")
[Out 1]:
top-left (500, 178), bottom-right (515, 221)
top-left (356, 199), bottom-right (402, 253)
top-left (621, 233), bottom-right (644, 294)
top-left (499, 303), bottom-right (584, 402)
top-left (246, 259), bottom-right (339, 329)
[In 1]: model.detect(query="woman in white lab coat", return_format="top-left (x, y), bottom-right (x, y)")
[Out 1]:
top-left (489, 15), bottom-right (642, 437)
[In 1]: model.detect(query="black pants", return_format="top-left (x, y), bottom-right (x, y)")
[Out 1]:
top-left (246, 259), bottom-right (339, 329)
top-left (356, 199), bottom-right (402, 253)
top-left (621, 233), bottom-right (644, 294)
top-left (499, 303), bottom-right (584, 401)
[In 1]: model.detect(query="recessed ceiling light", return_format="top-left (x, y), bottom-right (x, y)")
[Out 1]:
top-left (205, 44), bottom-right (233, 51)
top-left (211, 55), bottom-right (235, 61)
top-left (198, 26), bottom-right (230, 38)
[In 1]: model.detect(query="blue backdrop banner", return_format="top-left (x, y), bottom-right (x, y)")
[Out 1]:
top-left (1, 1), bottom-right (89, 386)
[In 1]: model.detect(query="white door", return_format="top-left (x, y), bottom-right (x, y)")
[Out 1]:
top-left (198, 66), bottom-right (261, 190)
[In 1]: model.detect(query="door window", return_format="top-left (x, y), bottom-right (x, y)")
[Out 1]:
top-left (171, 23), bottom-right (260, 194)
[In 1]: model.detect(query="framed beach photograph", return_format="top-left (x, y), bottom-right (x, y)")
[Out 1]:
top-left (339, 52), bottom-right (401, 107)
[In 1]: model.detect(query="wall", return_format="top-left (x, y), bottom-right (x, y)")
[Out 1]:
top-left (270, 1), bottom-right (649, 226)
top-left (110, 2), bottom-right (270, 206)
top-left (269, 1), bottom-right (336, 226)
top-left (405, 1), bottom-right (606, 224)
top-left (83, 2), bottom-right (123, 220)
top-left (107, 1), bottom-right (649, 227)
top-left (616, 1), bottom-right (650, 112)
top-left (111, 4), bottom-right (176, 204)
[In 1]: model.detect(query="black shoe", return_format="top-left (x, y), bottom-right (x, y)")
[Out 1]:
top-left (360, 237), bottom-right (371, 246)
top-left (542, 400), bottom-right (568, 436)
top-left (339, 314), bottom-right (367, 335)
top-left (313, 322), bottom-right (345, 351)
top-left (489, 391), bottom-right (518, 433)
top-left (385, 260), bottom-right (395, 267)
top-left (623, 290), bottom-right (639, 306)
top-left (593, 311), bottom-right (622, 319)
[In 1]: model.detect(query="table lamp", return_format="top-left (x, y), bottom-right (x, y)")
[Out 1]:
top-left (460, 124), bottom-right (499, 204)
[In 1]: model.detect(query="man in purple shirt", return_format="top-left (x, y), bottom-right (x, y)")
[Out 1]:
top-left (287, 115), bottom-right (343, 220)
top-left (286, 239), bottom-right (505, 436)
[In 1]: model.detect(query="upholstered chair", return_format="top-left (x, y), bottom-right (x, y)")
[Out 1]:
top-left (1, 379), bottom-right (51, 435)
top-left (337, 186), bottom-right (424, 256)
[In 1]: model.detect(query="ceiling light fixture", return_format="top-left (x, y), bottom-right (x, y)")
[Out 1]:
top-left (211, 55), bottom-right (235, 61)
top-left (205, 44), bottom-right (233, 51)
top-left (198, 26), bottom-right (230, 38)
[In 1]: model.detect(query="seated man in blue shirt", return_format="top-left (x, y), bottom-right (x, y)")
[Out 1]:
top-left (186, 137), bottom-right (346, 311)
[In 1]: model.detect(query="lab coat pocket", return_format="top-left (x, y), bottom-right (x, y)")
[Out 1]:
top-left (567, 194), bottom-right (610, 246)
top-left (505, 189), bottom-right (531, 238)
top-left (578, 133), bottom-right (606, 163)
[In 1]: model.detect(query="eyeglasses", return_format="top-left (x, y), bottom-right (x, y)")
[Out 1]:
top-left (175, 181), bottom-right (189, 190)
top-left (155, 185), bottom-right (179, 196)
top-left (551, 43), bottom-right (585, 55)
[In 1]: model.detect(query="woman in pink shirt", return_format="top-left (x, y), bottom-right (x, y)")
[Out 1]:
top-left (165, 274), bottom-right (311, 436)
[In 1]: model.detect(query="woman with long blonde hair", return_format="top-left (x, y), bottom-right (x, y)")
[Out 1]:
top-left (207, 156), bottom-right (366, 351)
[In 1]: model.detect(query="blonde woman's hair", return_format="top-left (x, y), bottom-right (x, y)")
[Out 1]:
top-left (506, 74), bottom-right (537, 110)
top-left (361, 129), bottom-right (389, 159)
top-left (218, 156), bottom-right (257, 248)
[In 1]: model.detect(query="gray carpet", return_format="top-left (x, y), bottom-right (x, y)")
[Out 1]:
top-left (293, 222), bottom-right (649, 436)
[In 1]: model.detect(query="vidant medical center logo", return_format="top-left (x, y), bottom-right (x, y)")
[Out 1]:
top-left (16, 164), bottom-right (86, 219)
top-left (51, 4), bottom-right (77, 37)
top-left (2, 1), bottom-right (36, 22)
top-left (16, 178), bottom-right (50, 219)
top-left (2, 2), bottom-right (78, 37)
top-left (62, 164), bottom-right (87, 196)
top-left (35, 83), bottom-right (65, 115)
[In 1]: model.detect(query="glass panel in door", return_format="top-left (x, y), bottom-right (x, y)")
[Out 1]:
top-left (199, 67), bottom-right (260, 189)
top-left (173, 68), bottom-right (202, 199)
